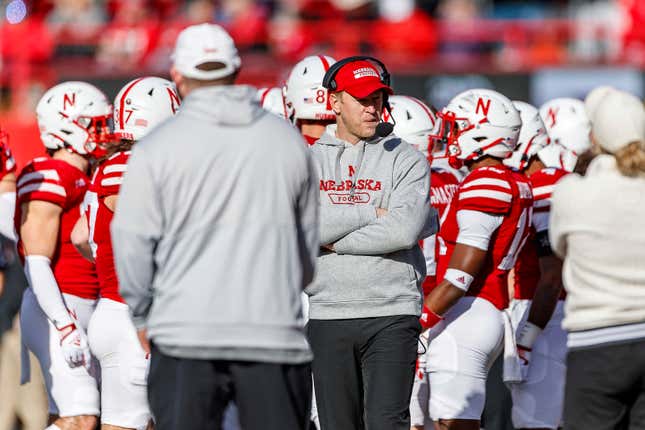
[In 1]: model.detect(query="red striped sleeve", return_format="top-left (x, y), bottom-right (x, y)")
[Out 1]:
top-left (457, 168), bottom-right (513, 214)
top-left (16, 160), bottom-right (67, 206)
top-left (96, 151), bottom-right (130, 198)
top-left (529, 167), bottom-right (568, 213)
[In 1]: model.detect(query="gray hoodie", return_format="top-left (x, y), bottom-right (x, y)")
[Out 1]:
top-left (111, 85), bottom-right (319, 364)
top-left (308, 125), bottom-right (436, 320)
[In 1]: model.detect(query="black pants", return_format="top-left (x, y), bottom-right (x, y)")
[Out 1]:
top-left (564, 340), bottom-right (645, 430)
top-left (148, 344), bottom-right (312, 430)
top-left (308, 315), bottom-right (420, 430)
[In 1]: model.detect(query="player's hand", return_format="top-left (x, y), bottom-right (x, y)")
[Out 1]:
top-left (516, 321), bottom-right (541, 381)
top-left (57, 323), bottom-right (91, 369)
top-left (322, 243), bottom-right (335, 252)
top-left (137, 328), bottom-right (151, 355)
top-left (419, 305), bottom-right (442, 331)
top-left (417, 329), bottom-right (429, 354)
top-left (517, 344), bottom-right (531, 380)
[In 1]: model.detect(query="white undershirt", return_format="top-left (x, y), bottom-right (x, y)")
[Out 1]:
top-left (456, 209), bottom-right (504, 251)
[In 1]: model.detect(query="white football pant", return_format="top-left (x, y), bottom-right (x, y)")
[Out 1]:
top-left (424, 296), bottom-right (504, 420)
top-left (87, 298), bottom-right (151, 429)
top-left (508, 299), bottom-right (566, 429)
top-left (20, 288), bottom-right (99, 417)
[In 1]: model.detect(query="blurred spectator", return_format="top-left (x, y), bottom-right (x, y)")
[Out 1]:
top-left (622, 0), bottom-right (645, 63)
top-left (328, 0), bottom-right (373, 19)
top-left (217, 0), bottom-right (268, 49)
top-left (280, 0), bottom-right (344, 20)
top-left (436, 0), bottom-right (487, 55)
top-left (268, 12), bottom-right (315, 60)
top-left (551, 89), bottom-right (645, 430)
top-left (571, 0), bottom-right (621, 62)
top-left (0, 10), bottom-right (54, 63)
top-left (96, 0), bottom-right (160, 70)
top-left (186, 0), bottom-right (216, 23)
top-left (46, 0), bottom-right (106, 40)
top-left (144, 0), bottom-right (216, 73)
top-left (372, 0), bottom-right (437, 58)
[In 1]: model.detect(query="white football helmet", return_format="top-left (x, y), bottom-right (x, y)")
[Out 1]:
top-left (284, 55), bottom-right (337, 123)
top-left (36, 81), bottom-right (113, 156)
top-left (538, 98), bottom-right (591, 172)
top-left (431, 88), bottom-right (521, 169)
top-left (386, 95), bottom-right (436, 156)
top-left (257, 87), bottom-right (287, 119)
top-left (113, 77), bottom-right (180, 141)
top-left (504, 101), bottom-right (550, 171)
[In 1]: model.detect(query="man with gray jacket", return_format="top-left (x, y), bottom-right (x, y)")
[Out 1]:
top-left (307, 57), bottom-right (435, 430)
top-left (111, 24), bottom-right (319, 430)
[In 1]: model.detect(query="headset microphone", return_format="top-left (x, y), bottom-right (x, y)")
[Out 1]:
top-left (375, 101), bottom-right (395, 138)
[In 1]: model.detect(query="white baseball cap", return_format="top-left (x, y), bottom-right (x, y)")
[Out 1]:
top-left (172, 24), bottom-right (241, 80)
top-left (593, 89), bottom-right (645, 153)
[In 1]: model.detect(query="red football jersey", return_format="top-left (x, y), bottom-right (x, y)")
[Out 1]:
top-left (422, 167), bottom-right (460, 294)
top-left (0, 139), bottom-right (16, 180)
top-left (513, 167), bottom-right (568, 300)
top-left (304, 134), bottom-right (318, 146)
top-left (436, 165), bottom-right (534, 310)
top-left (15, 157), bottom-right (99, 299)
top-left (87, 151), bottom-right (130, 303)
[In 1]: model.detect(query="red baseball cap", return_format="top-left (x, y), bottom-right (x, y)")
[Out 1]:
top-left (333, 60), bottom-right (394, 99)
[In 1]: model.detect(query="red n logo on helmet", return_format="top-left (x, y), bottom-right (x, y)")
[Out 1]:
top-left (63, 93), bottom-right (76, 110)
top-left (475, 98), bottom-right (491, 117)
top-left (382, 106), bottom-right (393, 123)
top-left (167, 88), bottom-right (181, 114)
top-left (547, 107), bottom-right (559, 128)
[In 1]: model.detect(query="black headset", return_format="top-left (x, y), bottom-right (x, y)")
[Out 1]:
top-left (322, 56), bottom-right (395, 138)
top-left (322, 55), bottom-right (391, 91)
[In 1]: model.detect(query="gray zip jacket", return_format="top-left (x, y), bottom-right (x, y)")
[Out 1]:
top-left (307, 125), bottom-right (436, 319)
top-left (111, 85), bottom-right (319, 364)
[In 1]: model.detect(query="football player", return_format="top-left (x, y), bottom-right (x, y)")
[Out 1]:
top-left (504, 101), bottom-right (568, 430)
top-left (16, 81), bottom-right (111, 430)
top-left (419, 89), bottom-right (533, 430)
top-left (284, 55), bottom-right (337, 430)
top-left (385, 95), bottom-right (460, 430)
top-left (257, 87), bottom-right (288, 119)
top-left (71, 77), bottom-right (180, 430)
top-left (537, 98), bottom-right (591, 173)
top-left (283, 55), bottom-right (337, 145)
top-left (0, 125), bottom-right (17, 241)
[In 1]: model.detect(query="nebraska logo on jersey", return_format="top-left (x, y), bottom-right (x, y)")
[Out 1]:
top-left (431, 183), bottom-right (459, 206)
